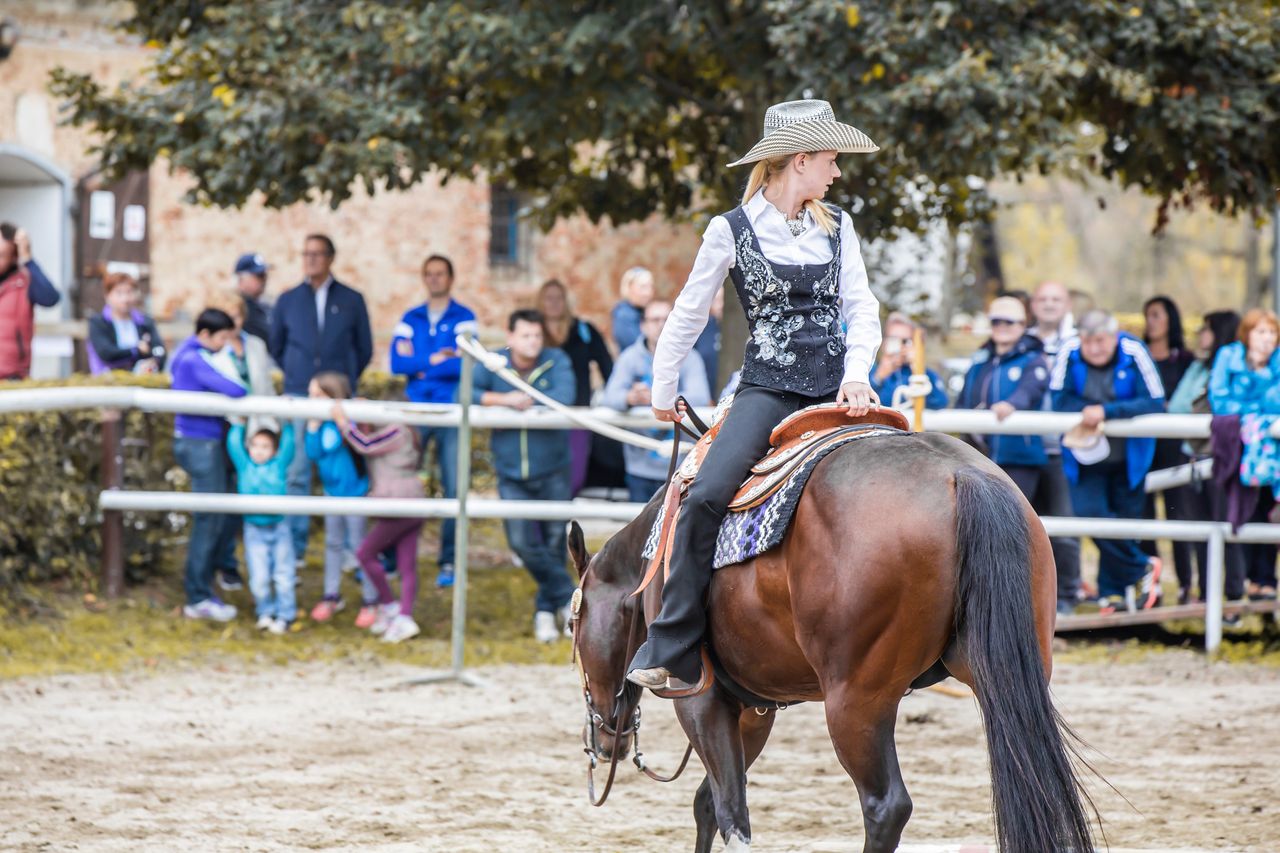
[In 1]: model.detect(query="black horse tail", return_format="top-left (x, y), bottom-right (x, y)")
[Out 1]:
top-left (952, 466), bottom-right (1097, 853)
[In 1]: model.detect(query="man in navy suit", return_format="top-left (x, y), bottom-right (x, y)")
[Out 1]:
top-left (269, 233), bottom-right (373, 558)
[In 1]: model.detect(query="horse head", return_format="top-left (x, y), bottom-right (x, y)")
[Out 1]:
top-left (567, 519), bottom-right (648, 764)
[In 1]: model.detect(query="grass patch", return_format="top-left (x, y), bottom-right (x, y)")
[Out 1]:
top-left (0, 518), bottom-right (605, 680)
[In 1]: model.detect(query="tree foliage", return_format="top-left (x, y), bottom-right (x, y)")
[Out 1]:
top-left (51, 0), bottom-right (1278, 238)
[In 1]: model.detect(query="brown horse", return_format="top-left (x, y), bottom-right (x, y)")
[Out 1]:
top-left (568, 430), bottom-right (1097, 853)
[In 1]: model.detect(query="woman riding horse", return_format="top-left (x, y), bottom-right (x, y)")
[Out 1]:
top-left (627, 99), bottom-right (883, 689)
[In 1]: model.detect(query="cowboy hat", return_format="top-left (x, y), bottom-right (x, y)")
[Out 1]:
top-left (726, 99), bottom-right (879, 168)
top-left (1062, 422), bottom-right (1110, 466)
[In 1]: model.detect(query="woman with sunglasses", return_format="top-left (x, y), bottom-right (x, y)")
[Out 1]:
top-left (955, 296), bottom-right (1054, 516)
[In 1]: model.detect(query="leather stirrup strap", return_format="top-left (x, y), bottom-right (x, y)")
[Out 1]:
top-left (650, 646), bottom-right (716, 700)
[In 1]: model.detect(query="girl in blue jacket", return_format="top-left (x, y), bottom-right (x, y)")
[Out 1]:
top-left (305, 371), bottom-right (378, 627)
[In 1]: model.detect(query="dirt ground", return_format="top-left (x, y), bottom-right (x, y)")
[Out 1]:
top-left (1, 652), bottom-right (1277, 852)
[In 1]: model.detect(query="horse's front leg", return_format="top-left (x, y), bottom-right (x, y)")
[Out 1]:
top-left (692, 704), bottom-right (777, 853)
top-left (676, 685), bottom-right (759, 850)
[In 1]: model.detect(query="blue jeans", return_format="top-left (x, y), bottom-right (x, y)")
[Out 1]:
top-left (174, 437), bottom-right (229, 605)
top-left (244, 520), bottom-right (298, 621)
top-left (419, 425), bottom-right (458, 567)
top-left (285, 413), bottom-right (314, 558)
top-left (626, 474), bottom-right (666, 504)
top-left (1069, 461), bottom-right (1150, 598)
top-left (497, 470), bottom-right (576, 614)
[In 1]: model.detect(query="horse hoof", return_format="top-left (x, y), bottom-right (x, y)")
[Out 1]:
top-left (724, 833), bottom-right (750, 851)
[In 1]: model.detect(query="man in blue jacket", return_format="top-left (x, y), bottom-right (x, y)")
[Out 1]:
top-left (390, 254), bottom-right (477, 588)
top-left (171, 308), bottom-right (249, 622)
top-left (1051, 309), bottom-right (1166, 613)
top-left (870, 313), bottom-right (949, 409)
top-left (268, 233), bottom-right (373, 558)
top-left (473, 309), bottom-right (577, 643)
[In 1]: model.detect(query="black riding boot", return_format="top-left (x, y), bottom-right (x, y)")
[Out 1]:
top-left (628, 385), bottom-right (824, 683)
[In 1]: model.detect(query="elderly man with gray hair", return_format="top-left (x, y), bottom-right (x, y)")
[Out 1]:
top-left (1051, 308), bottom-right (1166, 614)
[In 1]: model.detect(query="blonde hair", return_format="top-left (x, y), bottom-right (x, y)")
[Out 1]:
top-left (204, 287), bottom-right (245, 323)
top-left (742, 154), bottom-right (838, 236)
top-left (619, 266), bottom-right (654, 300)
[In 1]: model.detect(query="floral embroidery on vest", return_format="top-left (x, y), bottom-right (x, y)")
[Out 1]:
top-left (809, 214), bottom-right (845, 358)
top-left (733, 226), bottom-right (803, 367)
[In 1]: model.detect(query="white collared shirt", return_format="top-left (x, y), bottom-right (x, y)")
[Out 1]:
top-left (650, 190), bottom-right (881, 410)
top-left (313, 276), bottom-right (333, 332)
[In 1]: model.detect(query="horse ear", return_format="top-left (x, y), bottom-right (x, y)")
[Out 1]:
top-left (566, 520), bottom-right (590, 580)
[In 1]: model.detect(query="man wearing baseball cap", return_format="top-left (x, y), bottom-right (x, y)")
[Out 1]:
top-left (234, 252), bottom-right (271, 342)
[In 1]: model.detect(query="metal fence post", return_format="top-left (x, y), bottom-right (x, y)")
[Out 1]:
top-left (100, 408), bottom-right (125, 598)
top-left (449, 351), bottom-right (475, 677)
top-left (1204, 527), bottom-right (1226, 654)
top-left (402, 346), bottom-right (485, 688)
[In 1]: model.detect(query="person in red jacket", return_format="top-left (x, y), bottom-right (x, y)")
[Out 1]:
top-left (0, 223), bottom-right (61, 380)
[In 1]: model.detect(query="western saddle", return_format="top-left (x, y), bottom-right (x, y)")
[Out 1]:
top-left (639, 402), bottom-right (909, 595)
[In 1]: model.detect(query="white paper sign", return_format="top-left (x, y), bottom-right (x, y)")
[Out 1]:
top-left (122, 204), bottom-right (146, 242)
top-left (89, 190), bottom-right (115, 239)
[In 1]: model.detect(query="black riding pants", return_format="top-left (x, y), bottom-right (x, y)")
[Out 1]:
top-left (628, 384), bottom-right (835, 682)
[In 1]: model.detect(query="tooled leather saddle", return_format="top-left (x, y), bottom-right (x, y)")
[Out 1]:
top-left (637, 402), bottom-right (909, 597)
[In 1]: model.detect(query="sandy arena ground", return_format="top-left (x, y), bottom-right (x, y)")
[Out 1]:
top-left (1, 652), bottom-right (1277, 852)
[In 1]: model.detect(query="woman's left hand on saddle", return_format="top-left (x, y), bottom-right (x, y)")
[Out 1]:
top-left (836, 381), bottom-right (878, 417)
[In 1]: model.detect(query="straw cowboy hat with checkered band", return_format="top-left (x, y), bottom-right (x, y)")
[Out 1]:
top-left (726, 99), bottom-right (879, 168)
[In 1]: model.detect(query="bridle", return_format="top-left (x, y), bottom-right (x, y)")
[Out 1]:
top-left (571, 561), bottom-right (694, 806)
top-left (571, 398), bottom-right (707, 807)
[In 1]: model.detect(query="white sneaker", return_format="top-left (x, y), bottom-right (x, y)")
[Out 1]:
top-left (369, 603), bottom-right (401, 635)
top-left (381, 614), bottom-right (420, 644)
top-left (267, 618), bottom-right (289, 636)
top-left (534, 610), bottom-right (559, 644)
top-left (558, 603), bottom-right (575, 638)
top-left (255, 614), bottom-right (275, 631)
top-left (183, 598), bottom-right (237, 622)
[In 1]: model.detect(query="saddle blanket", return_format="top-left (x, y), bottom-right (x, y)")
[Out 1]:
top-left (641, 426), bottom-right (901, 569)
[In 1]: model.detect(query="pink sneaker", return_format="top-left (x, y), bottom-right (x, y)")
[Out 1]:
top-left (354, 604), bottom-right (379, 630)
top-left (310, 598), bottom-right (345, 623)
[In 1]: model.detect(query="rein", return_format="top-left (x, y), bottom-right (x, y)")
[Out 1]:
top-left (573, 398), bottom-right (703, 806)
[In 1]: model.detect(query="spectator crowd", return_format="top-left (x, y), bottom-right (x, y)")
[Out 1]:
top-left (0, 220), bottom-right (1276, 638)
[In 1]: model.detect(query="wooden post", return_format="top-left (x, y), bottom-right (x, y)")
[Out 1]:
top-left (100, 408), bottom-right (125, 598)
top-left (911, 328), bottom-right (926, 433)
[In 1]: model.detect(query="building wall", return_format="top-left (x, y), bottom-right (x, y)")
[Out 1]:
top-left (0, 1), bottom-right (702, 370)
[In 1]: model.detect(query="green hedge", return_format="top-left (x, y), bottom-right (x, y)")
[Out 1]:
top-left (0, 373), bottom-right (177, 593)
top-left (0, 370), bottom-right (495, 596)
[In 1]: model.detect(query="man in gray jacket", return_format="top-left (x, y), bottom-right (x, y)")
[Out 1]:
top-left (602, 299), bottom-right (712, 502)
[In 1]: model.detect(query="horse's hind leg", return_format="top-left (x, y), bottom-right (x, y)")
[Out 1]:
top-left (692, 706), bottom-right (777, 853)
top-left (822, 687), bottom-right (912, 853)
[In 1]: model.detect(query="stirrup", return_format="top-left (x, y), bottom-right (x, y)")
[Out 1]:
top-left (649, 647), bottom-right (716, 700)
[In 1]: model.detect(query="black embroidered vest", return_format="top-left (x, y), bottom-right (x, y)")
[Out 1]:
top-left (724, 204), bottom-right (845, 397)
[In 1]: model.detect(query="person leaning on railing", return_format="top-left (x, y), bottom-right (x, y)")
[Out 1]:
top-left (1160, 309), bottom-right (1240, 605)
top-left (1207, 308), bottom-right (1280, 602)
top-left (471, 308), bottom-right (579, 644)
top-left (170, 308), bottom-right (249, 623)
top-left (955, 297), bottom-right (1079, 616)
top-left (1051, 308), bottom-right (1166, 615)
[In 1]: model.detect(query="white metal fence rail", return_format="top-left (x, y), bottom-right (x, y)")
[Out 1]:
top-left (3, 346), bottom-right (1278, 668)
